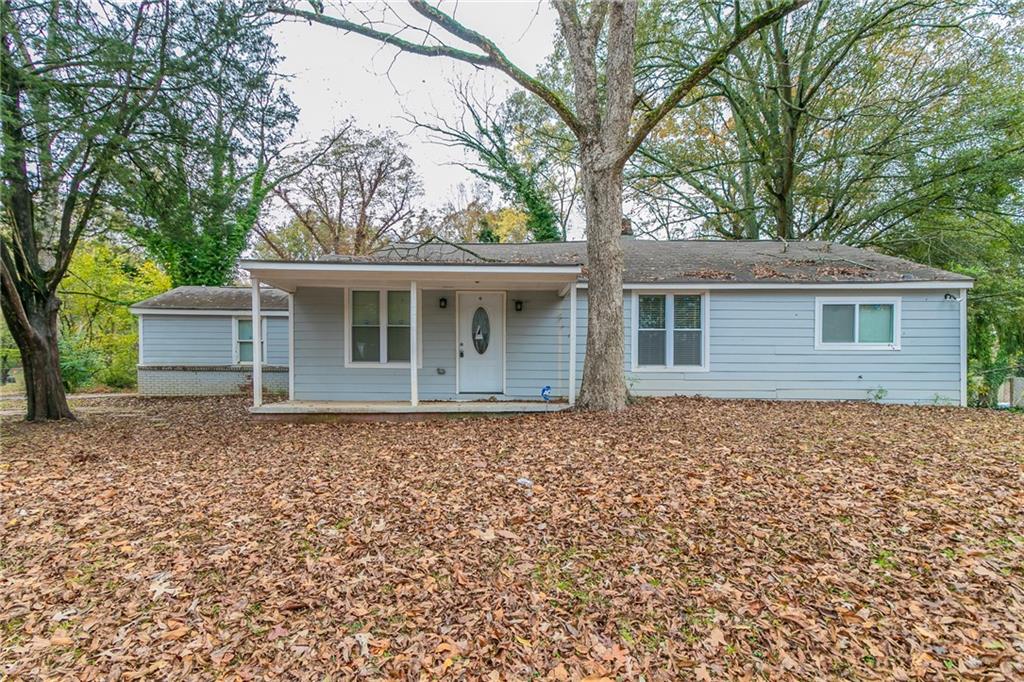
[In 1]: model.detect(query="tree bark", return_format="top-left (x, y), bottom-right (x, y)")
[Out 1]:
top-left (577, 152), bottom-right (628, 411)
top-left (0, 290), bottom-right (74, 421)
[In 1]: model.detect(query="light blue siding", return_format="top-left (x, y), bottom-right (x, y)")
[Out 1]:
top-left (285, 285), bottom-right (966, 406)
top-left (140, 314), bottom-right (289, 367)
top-left (293, 287), bottom-right (467, 400)
top-left (605, 289), bottom-right (962, 404)
top-left (292, 287), bottom-right (444, 401)
top-left (506, 291), bottom-right (568, 399)
top-left (265, 317), bottom-right (289, 365)
top-left (141, 315), bottom-right (233, 365)
top-left (291, 288), bottom-right (575, 401)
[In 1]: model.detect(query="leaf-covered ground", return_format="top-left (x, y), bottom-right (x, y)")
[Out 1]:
top-left (2, 397), bottom-right (1022, 680)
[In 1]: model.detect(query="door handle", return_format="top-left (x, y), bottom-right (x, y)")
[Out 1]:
top-left (459, 342), bottom-right (464, 358)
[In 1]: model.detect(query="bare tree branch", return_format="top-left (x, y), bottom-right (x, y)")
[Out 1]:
top-left (271, 1), bottom-right (586, 137)
top-left (620, 0), bottom-right (811, 164)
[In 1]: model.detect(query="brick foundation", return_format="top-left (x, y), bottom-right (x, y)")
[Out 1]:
top-left (137, 366), bottom-right (288, 397)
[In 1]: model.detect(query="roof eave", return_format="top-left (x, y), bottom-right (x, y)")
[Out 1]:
top-left (613, 279), bottom-right (973, 290)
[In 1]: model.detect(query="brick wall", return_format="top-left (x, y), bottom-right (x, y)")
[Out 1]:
top-left (138, 366), bottom-right (288, 397)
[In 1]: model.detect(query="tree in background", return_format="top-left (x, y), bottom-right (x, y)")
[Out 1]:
top-left (1, 0), bottom-right (173, 420)
top-left (420, 183), bottom-right (532, 243)
top-left (632, 0), bottom-right (1024, 242)
top-left (251, 216), bottom-right (325, 261)
top-left (58, 240), bottom-right (171, 390)
top-left (274, 0), bottom-right (807, 411)
top-left (876, 179), bottom-right (1024, 406)
top-left (123, 1), bottom-right (298, 286)
top-left (416, 84), bottom-right (563, 241)
top-left (254, 123), bottom-right (423, 258)
top-left (633, 0), bottom-right (1024, 403)
top-left (456, 0), bottom-right (1023, 404)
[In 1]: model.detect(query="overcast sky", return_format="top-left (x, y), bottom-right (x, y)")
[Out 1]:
top-left (270, 1), bottom-right (559, 210)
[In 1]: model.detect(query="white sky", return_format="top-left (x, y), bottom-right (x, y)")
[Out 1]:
top-left (270, 1), bottom-right (560, 210)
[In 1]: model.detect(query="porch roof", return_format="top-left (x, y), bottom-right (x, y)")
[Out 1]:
top-left (239, 259), bottom-right (583, 293)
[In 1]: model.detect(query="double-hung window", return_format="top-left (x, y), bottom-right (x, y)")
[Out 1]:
top-left (234, 317), bottom-right (268, 364)
top-left (633, 292), bottom-right (708, 370)
top-left (348, 289), bottom-right (416, 365)
top-left (815, 297), bottom-right (901, 350)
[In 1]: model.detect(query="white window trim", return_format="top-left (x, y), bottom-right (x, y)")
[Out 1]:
top-left (343, 288), bottom-right (423, 368)
top-left (630, 291), bottom-right (710, 372)
top-left (233, 316), bottom-right (268, 365)
top-left (814, 296), bottom-right (902, 351)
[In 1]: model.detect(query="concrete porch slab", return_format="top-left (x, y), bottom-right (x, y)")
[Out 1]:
top-left (249, 400), bottom-right (570, 421)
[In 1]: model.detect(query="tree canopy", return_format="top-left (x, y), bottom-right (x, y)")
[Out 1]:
top-left (121, 0), bottom-right (298, 286)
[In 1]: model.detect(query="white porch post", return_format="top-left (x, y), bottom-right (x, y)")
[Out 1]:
top-left (287, 293), bottom-right (295, 401)
top-left (410, 280), bottom-right (418, 406)
top-left (251, 278), bottom-right (263, 408)
top-left (959, 287), bottom-right (967, 407)
top-left (568, 281), bottom-right (577, 406)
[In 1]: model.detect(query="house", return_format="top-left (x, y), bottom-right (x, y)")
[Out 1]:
top-left (130, 237), bottom-right (973, 412)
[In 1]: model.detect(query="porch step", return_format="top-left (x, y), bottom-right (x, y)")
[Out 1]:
top-left (249, 400), bottom-right (570, 420)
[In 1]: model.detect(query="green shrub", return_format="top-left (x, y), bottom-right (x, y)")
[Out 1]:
top-left (58, 335), bottom-right (100, 393)
top-left (96, 341), bottom-right (138, 388)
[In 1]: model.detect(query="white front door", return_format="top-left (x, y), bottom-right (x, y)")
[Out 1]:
top-left (458, 292), bottom-right (504, 393)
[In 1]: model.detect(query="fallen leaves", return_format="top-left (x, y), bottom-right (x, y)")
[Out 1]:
top-left (1, 395), bottom-right (1022, 679)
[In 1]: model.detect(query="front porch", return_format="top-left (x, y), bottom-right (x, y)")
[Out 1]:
top-left (241, 258), bottom-right (583, 415)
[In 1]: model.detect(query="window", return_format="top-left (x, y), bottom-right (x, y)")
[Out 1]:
top-left (632, 292), bottom-right (708, 370)
top-left (234, 317), bottom-right (267, 364)
top-left (351, 291), bottom-right (381, 362)
top-left (386, 291), bottom-right (411, 362)
top-left (815, 298), bottom-right (901, 350)
top-left (347, 289), bottom-right (419, 366)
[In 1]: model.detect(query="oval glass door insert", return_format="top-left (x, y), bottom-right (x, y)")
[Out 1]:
top-left (472, 307), bottom-right (490, 354)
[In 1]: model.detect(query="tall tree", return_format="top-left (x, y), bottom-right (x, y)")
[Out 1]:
top-left (255, 123), bottom-right (423, 258)
top-left (1, 0), bottom-right (172, 420)
top-left (123, 0), bottom-right (298, 286)
top-left (273, 0), bottom-right (807, 410)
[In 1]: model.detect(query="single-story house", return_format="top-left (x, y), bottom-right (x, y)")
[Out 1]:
top-left (130, 237), bottom-right (972, 413)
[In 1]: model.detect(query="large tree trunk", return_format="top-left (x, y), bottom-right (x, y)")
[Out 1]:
top-left (1, 292), bottom-right (74, 421)
top-left (577, 154), bottom-right (629, 411)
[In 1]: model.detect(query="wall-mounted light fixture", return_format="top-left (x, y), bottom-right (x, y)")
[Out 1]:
top-left (514, 300), bottom-right (524, 312)
top-left (439, 297), bottom-right (448, 309)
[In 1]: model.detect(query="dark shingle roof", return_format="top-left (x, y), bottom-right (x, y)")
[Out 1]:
top-left (322, 239), bottom-right (969, 284)
top-left (131, 286), bottom-right (288, 311)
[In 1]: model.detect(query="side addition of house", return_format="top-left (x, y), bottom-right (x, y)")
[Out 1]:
top-left (130, 287), bottom-right (290, 396)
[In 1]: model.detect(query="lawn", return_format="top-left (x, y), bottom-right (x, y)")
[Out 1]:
top-left (1, 397), bottom-right (1022, 679)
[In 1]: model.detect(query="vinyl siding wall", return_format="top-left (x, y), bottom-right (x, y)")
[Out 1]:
top-left (151, 285), bottom-right (963, 405)
top-left (139, 314), bottom-right (289, 366)
top-left (291, 287), bottom-right (571, 401)
top-left (565, 288), bottom-right (963, 405)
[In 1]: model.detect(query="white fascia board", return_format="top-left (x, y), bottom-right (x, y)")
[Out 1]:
top-left (240, 260), bottom-right (582, 277)
top-left (129, 308), bottom-right (289, 316)
top-left (603, 281), bottom-right (974, 291)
